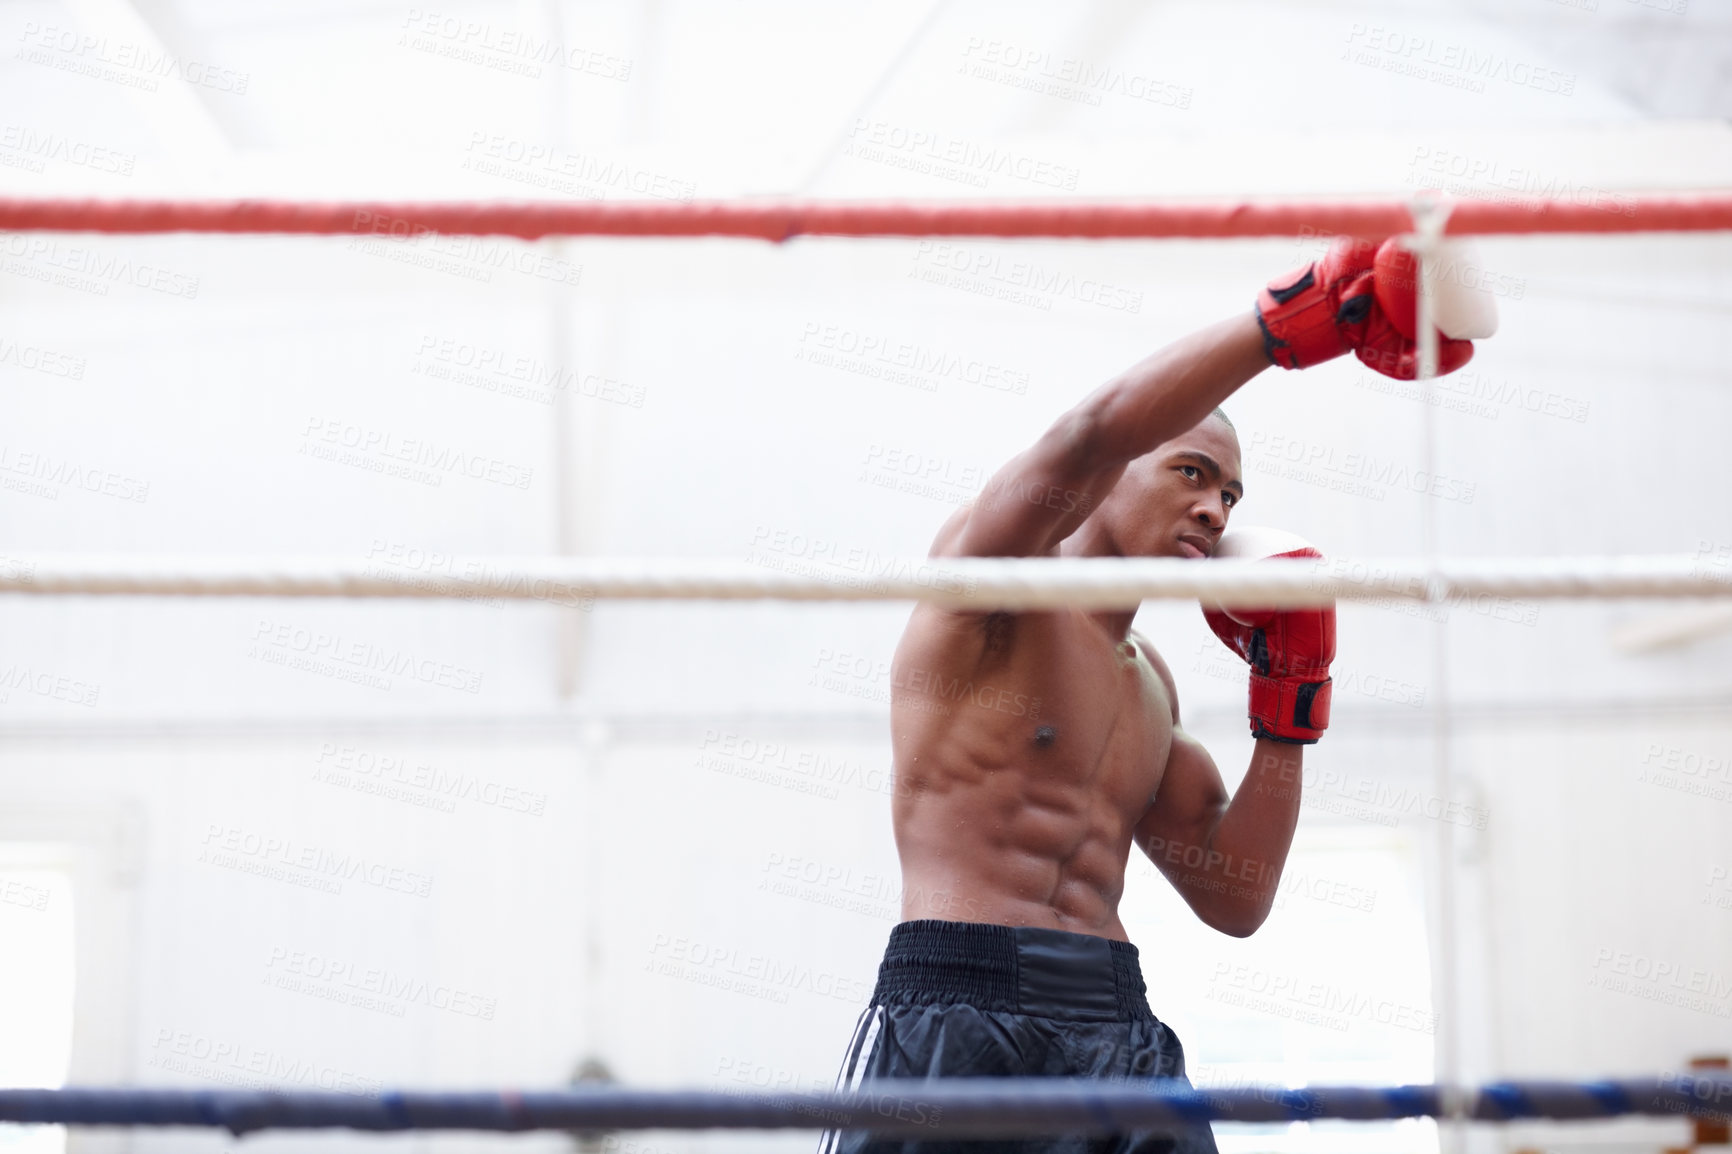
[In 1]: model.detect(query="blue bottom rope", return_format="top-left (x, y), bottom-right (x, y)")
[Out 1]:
top-left (0, 1077), bottom-right (1728, 1137)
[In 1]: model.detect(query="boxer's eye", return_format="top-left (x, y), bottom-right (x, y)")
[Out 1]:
top-left (1179, 465), bottom-right (1200, 481)
top-left (1222, 491), bottom-right (1238, 508)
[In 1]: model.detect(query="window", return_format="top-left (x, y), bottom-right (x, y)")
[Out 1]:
top-left (1125, 826), bottom-right (1437, 1154)
top-left (0, 858), bottom-right (76, 1154)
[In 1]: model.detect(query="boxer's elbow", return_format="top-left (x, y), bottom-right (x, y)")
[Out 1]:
top-left (1204, 900), bottom-right (1273, 939)
top-left (1212, 914), bottom-right (1267, 942)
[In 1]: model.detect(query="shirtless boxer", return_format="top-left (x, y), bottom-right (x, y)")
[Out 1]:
top-left (825, 237), bottom-right (1484, 1154)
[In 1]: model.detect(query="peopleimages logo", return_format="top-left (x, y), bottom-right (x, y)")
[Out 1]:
top-left (412, 335), bottom-right (646, 409)
top-left (845, 118), bottom-right (1081, 190)
top-left (1405, 146), bottom-right (1635, 217)
top-left (146, 1028), bottom-right (382, 1095)
top-left (199, 824), bottom-right (434, 898)
top-left (744, 525), bottom-right (976, 596)
top-left (0, 124), bottom-right (135, 175)
top-left (298, 416), bottom-right (535, 490)
top-left (462, 132), bottom-right (694, 201)
top-left (909, 241), bottom-right (1144, 314)
top-left (345, 210), bottom-right (583, 286)
top-left (1209, 963), bottom-right (1436, 1034)
top-left (398, 10), bottom-right (633, 82)
top-left (248, 618), bottom-right (485, 695)
top-left (697, 729), bottom-right (907, 802)
top-left (0, 444), bottom-right (149, 503)
top-left (1341, 23), bottom-right (1576, 96)
top-left (1588, 947), bottom-right (1732, 1017)
top-left (263, 947), bottom-right (497, 1019)
top-left (1246, 431), bottom-right (1477, 505)
top-left (645, 934), bottom-right (873, 1006)
top-left (797, 323), bottom-right (1031, 395)
top-left (808, 648), bottom-right (1041, 720)
top-left (0, 664), bottom-right (101, 708)
top-left (858, 444), bottom-right (989, 508)
top-left (0, 234), bottom-right (199, 299)
top-left (957, 37), bottom-right (1194, 109)
top-left (312, 742), bottom-right (549, 816)
top-left (15, 21), bottom-right (251, 94)
top-left (0, 334), bottom-right (86, 379)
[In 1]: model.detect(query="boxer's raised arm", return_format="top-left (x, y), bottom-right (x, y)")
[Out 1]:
top-left (933, 314), bottom-right (1268, 559)
top-left (933, 234), bottom-right (1497, 560)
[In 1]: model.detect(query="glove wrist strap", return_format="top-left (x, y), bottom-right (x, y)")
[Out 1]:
top-left (1248, 674), bottom-right (1333, 744)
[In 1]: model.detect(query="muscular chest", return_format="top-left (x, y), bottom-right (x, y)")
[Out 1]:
top-left (968, 614), bottom-right (1176, 797)
top-left (1053, 634), bottom-right (1169, 779)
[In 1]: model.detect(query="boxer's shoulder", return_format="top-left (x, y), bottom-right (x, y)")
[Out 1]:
top-left (1123, 629), bottom-right (1181, 720)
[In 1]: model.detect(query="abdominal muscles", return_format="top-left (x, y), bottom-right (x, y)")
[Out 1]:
top-left (892, 717), bottom-right (1161, 940)
top-left (887, 609), bottom-right (1175, 940)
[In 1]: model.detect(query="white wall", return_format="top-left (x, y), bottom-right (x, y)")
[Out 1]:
top-left (2, 2), bottom-right (1732, 1153)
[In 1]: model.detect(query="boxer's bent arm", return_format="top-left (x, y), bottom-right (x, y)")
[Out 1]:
top-left (1135, 735), bottom-right (1304, 937)
top-left (936, 313), bottom-right (1269, 559)
top-left (1134, 650), bottom-right (1304, 937)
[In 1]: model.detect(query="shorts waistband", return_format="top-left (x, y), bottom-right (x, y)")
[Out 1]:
top-left (871, 920), bottom-right (1152, 1022)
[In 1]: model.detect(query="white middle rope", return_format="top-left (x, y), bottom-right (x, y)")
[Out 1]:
top-left (0, 554), bottom-right (1724, 605)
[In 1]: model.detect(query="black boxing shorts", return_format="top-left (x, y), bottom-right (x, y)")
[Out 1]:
top-left (820, 920), bottom-right (1218, 1154)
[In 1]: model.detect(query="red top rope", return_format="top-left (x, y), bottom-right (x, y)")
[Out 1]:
top-left (0, 193), bottom-right (1729, 240)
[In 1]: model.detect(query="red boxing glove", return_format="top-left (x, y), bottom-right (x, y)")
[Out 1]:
top-left (1256, 237), bottom-right (1475, 381)
top-left (1202, 527), bottom-right (1336, 745)
top-left (1358, 242), bottom-right (1476, 380)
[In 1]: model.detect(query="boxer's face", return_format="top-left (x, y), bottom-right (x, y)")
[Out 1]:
top-left (1115, 415), bottom-right (1242, 559)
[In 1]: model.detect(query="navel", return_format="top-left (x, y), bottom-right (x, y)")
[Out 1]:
top-left (1033, 725), bottom-right (1058, 748)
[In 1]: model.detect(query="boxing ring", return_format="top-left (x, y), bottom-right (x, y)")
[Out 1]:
top-left (4, 190), bottom-right (1731, 1145)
